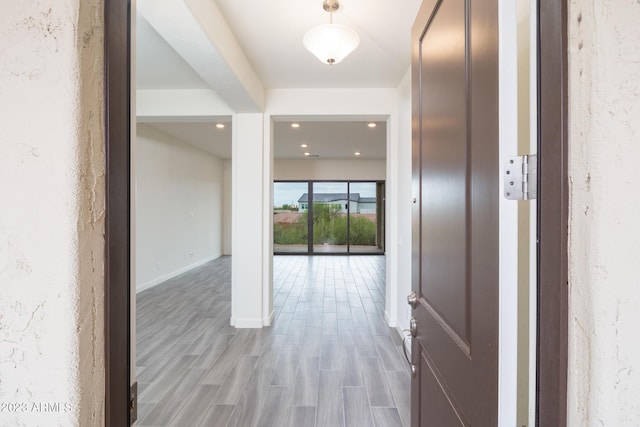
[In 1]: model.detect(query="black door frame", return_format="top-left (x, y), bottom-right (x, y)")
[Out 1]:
top-left (103, 0), bottom-right (568, 424)
top-left (273, 180), bottom-right (386, 255)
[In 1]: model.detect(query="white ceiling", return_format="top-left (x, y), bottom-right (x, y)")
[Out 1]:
top-left (143, 119), bottom-right (386, 160)
top-left (136, 0), bottom-right (421, 159)
top-left (215, 0), bottom-right (422, 89)
top-left (274, 120), bottom-right (386, 159)
top-left (143, 120), bottom-right (233, 159)
top-left (136, 15), bottom-right (210, 90)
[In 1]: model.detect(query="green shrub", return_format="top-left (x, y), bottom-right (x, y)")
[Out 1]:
top-left (349, 216), bottom-right (376, 246)
top-left (274, 218), bottom-right (307, 244)
top-left (274, 204), bottom-right (377, 247)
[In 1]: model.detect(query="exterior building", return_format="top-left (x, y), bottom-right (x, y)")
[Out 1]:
top-left (297, 193), bottom-right (377, 214)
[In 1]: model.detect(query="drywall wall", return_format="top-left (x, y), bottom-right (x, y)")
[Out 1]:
top-left (567, 0), bottom-right (640, 424)
top-left (223, 159), bottom-right (232, 255)
top-left (274, 159), bottom-right (386, 181)
top-left (231, 113), bottom-right (267, 327)
top-left (136, 124), bottom-right (224, 292)
top-left (394, 69), bottom-right (413, 333)
top-left (0, 1), bottom-right (105, 425)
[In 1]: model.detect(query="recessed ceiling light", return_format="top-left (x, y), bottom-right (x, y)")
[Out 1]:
top-left (367, 123), bottom-right (376, 128)
top-left (216, 123), bottom-right (225, 129)
top-left (301, 144), bottom-right (308, 148)
top-left (354, 152), bottom-right (361, 156)
top-left (304, 152), bottom-right (311, 156)
top-left (291, 123), bottom-right (300, 128)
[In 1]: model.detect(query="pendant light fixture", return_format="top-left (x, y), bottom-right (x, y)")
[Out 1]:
top-left (303, 0), bottom-right (360, 65)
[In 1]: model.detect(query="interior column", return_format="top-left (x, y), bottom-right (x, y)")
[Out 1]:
top-left (231, 113), bottom-right (266, 327)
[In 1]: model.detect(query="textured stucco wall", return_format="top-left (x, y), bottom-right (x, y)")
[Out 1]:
top-left (568, 0), bottom-right (640, 425)
top-left (0, 1), bottom-right (105, 426)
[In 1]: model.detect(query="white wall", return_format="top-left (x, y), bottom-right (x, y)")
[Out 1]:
top-left (231, 113), bottom-right (268, 327)
top-left (568, 0), bottom-right (640, 424)
top-left (137, 89), bottom-right (233, 119)
top-left (394, 69), bottom-right (413, 332)
top-left (0, 1), bottom-right (105, 425)
top-left (223, 159), bottom-right (232, 255)
top-left (136, 124), bottom-right (225, 292)
top-left (274, 159), bottom-right (386, 181)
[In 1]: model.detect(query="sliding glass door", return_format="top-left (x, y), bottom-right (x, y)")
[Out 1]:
top-left (312, 182), bottom-right (349, 253)
top-left (349, 182), bottom-right (384, 253)
top-left (273, 182), bottom-right (309, 253)
top-left (273, 180), bottom-right (384, 255)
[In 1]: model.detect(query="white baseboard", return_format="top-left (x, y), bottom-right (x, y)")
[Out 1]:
top-left (263, 310), bottom-right (275, 326)
top-left (384, 310), bottom-right (397, 328)
top-left (385, 311), bottom-right (410, 358)
top-left (136, 254), bottom-right (220, 293)
top-left (230, 317), bottom-right (266, 328)
top-left (229, 310), bottom-right (273, 328)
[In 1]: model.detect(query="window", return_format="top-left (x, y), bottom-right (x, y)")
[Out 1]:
top-left (273, 180), bottom-right (385, 254)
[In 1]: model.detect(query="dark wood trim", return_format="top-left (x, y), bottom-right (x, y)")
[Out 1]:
top-left (537, 0), bottom-right (568, 425)
top-left (104, 0), bottom-right (131, 425)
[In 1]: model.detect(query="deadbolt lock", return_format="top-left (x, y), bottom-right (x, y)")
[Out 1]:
top-left (407, 291), bottom-right (417, 309)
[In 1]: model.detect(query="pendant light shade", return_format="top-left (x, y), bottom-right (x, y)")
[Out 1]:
top-left (303, 23), bottom-right (360, 65)
top-left (303, 0), bottom-right (360, 65)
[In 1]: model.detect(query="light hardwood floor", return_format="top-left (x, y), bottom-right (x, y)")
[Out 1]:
top-left (136, 255), bottom-right (410, 427)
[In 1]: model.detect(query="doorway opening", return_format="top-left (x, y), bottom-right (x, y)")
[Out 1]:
top-left (104, 0), bottom-right (568, 424)
top-left (130, 5), bottom-right (235, 425)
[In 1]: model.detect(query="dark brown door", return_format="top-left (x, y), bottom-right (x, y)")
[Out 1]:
top-left (410, 0), bottom-right (499, 425)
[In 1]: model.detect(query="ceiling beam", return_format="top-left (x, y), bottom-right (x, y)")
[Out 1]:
top-left (137, 89), bottom-right (234, 119)
top-left (138, 0), bottom-right (265, 113)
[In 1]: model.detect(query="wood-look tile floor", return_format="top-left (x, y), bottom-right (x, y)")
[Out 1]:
top-left (136, 255), bottom-right (410, 427)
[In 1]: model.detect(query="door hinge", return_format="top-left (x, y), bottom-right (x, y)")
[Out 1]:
top-left (130, 382), bottom-right (137, 425)
top-left (504, 154), bottom-right (537, 200)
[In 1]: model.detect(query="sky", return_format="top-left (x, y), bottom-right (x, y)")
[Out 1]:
top-left (273, 182), bottom-right (378, 208)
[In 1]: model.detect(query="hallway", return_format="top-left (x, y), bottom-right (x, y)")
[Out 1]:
top-left (136, 256), bottom-right (410, 427)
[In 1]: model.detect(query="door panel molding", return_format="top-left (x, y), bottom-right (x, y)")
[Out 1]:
top-left (423, 301), bottom-right (471, 357)
top-left (422, 350), bottom-right (469, 426)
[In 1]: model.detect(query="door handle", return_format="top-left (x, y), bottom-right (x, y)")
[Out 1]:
top-left (408, 316), bottom-right (417, 337)
top-left (402, 317), bottom-right (417, 377)
top-left (407, 291), bottom-right (418, 309)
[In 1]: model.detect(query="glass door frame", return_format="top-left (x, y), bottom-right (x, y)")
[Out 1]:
top-left (273, 179), bottom-right (385, 255)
